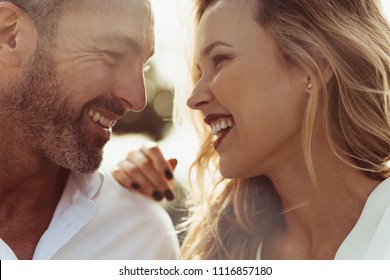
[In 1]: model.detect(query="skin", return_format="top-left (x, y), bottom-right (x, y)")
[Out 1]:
top-left (188, 0), bottom-right (310, 179)
top-left (114, 0), bottom-right (382, 259)
top-left (113, 143), bottom-right (177, 201)
top-left (0, 0), bottom-right (154, 259)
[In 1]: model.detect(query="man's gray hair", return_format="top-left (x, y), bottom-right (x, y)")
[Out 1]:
top-left (0, 0), bottom-right (68, 38)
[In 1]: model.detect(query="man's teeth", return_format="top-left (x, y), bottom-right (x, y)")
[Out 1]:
top-left (210, 118), bottom-right (234, 134)
top-left (87, 108), bottom-right (116, 129)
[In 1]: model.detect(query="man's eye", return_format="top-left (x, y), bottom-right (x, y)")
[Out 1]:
top-left (102, 51), bottom-right (121, 65)
top-left (143, 64), bottom-right (151, 73)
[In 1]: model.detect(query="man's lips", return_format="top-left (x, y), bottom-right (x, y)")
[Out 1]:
top-left (86, 108), bottom-right (121, 129)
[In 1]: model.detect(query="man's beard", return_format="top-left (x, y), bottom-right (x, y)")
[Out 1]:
top-left (2, 42), bottom-right (108, 174)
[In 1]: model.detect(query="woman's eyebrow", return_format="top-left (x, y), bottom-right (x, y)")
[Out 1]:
top-left (202, 40), bottom-right (233, 57)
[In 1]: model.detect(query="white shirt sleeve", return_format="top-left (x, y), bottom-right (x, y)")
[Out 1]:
top-left (0, 239), bottom-right (18, 260)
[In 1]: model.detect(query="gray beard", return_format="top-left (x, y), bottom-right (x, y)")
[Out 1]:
top-left (1, 42), bottom-right (104, 174)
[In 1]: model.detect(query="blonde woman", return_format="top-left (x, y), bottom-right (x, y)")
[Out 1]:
top-left (113, 0), bottom-right (390, 259)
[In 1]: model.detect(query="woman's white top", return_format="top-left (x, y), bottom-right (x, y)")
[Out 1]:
top-left (335, 177), bottom-right (390, 259)
top-left (256, 177), bottom-right (390, 259)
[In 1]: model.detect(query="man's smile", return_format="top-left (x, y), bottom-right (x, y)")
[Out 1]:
top-left (86, 108), bottom-right (118, 129)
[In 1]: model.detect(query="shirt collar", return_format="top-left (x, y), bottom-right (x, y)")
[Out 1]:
top-left (32, 170), bottom-right (104, 259)
top-left (0, 239), bottom-right (18, 260)
top-left (69, 170), bottom-right (103, 199)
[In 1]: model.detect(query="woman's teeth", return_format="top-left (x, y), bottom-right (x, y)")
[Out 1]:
top-left (210, 118), bottom-right (234, 134)
top-left (87, 108), bottom-right (116, 129)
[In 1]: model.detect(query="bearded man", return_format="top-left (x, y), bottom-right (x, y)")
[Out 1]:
top-left (0, 0), bottom-right (179, 260)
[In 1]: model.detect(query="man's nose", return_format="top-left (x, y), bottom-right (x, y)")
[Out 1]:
top-left (113, 69), bottom-right (147, 112)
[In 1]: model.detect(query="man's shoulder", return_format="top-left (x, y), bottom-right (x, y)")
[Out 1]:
top-left (89, 168), bottom-right (174, 227)
top-left (53, 169), bottom-right (179, 259)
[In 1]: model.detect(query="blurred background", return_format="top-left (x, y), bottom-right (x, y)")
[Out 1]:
top-left (102, 0), bottom-right (390, 240)
top-left (102, 0), bottom-right (196, 170)
top-left (102, 0), bottom-right (196, 240)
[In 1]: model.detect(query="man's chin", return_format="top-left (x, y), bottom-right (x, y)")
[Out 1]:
top-left (72, 154), bottom-right (103, 174)
top-left (72, 162), bottom-right (102, 174)
top-left (56, 147), bottom-right (103, 174)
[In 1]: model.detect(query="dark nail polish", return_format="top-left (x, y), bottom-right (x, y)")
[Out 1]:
top-left (170, 159), bottom-right (178, 169)
top-left (165, 169), bottom-right (173, 180)
top-left (164, 190), bottom-right (174, 201)
top-left (131, 183), bottom-right (140, 190)
top-left (152, 191), bottom-right (163, 201)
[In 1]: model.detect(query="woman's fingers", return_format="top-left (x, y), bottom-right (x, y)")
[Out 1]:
top-left (127, 149), bottom-right (175, 201)
top-left (168, 158), bottom-right (178, 170)
top-left (140, 143), bottom-right (176, 182)
top-left (113, 143), bottom-right (178, 202)
top-left (112, 167), bottom-right (155, 200)
top-left (116, 158), bottom-right (162, 199)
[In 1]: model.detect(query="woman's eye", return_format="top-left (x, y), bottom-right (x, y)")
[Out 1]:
top-left (195, 65), bottom-right (203, 80)
top-left (210, 55), bottom-right (229, 66)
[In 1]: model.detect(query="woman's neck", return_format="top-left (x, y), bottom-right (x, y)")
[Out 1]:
top-left (264, 133), bottom-right (381, 259)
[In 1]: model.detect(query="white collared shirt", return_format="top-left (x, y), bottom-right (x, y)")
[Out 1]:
top-left (255, 177), bottom-right (390, 260)
top-left (335, 177), bottom-right (390, 259)
top-left (0, 169), bottom-right (179, 260)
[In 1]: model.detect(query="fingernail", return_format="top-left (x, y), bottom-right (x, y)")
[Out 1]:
top-left (152, 191), bottom-right (163, 201)
top-left (131, 183), bottom-right (140, 190)
top-left (164, 190), bottom-right (174, 201)
top-left (170, 159), bottom-right (178, 169)
top-left (165, 169), bottom-right (173, 180)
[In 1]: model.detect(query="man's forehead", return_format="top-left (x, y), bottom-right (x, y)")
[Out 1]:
top-left (60, 0), bottom-right (154, 36)
top-left (55, 0), bottom-right (154, 57)
top-left (68, 0), bottom-right (151, 15)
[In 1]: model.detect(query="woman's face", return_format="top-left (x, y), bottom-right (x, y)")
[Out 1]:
top-left (187, 0), bottom-right (310, 178)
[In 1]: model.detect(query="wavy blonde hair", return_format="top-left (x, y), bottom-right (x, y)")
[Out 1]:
top-left (180, 0), bottom-right (390, 259)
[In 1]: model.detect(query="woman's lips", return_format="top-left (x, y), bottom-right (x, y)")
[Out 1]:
top-left (203, 114), bottom-right (235, 149)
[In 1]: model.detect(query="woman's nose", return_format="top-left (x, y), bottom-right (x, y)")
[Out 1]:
top-left (187, 81), bottom-right (213, 110)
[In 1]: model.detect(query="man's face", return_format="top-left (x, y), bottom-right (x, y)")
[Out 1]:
top-left (3, 0), bottom-right (154, 173)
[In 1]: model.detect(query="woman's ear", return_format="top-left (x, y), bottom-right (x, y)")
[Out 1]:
top-left (0, 3), bottom-right (36, 67)
top-left (304, 64), bottom-right (334, 94)
top-left (303, 74), bottom-right (314, 95)
top-left (322, 63), bottom-right (334, 85)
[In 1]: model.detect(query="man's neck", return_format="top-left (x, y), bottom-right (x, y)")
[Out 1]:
top-left (0, 157), bottom-right (70, 259)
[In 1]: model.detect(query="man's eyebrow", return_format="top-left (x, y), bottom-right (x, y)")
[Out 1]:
top-left (94, 34), bottom-right (143, 54)
top-left (202, 41), bottom-right (233, 57)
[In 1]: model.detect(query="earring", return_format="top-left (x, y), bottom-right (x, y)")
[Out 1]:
top-left (307, 82), bottom-right (312, 89)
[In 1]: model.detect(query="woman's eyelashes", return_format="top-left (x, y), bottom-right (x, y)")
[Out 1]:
top-left (194, 54), bottom-right (232, 78)
top-left (210, 54), bottom-right (231, 67)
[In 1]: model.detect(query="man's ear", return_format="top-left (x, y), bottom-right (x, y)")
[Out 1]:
top-left (0, 3), bottom-right (36, 67)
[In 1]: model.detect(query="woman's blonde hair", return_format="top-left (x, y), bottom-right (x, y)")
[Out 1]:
top-left (180, 0), bottom-right (390, 259)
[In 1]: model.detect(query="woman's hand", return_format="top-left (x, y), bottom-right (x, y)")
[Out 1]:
top-left (112, 143), bottom-right (177, 202)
